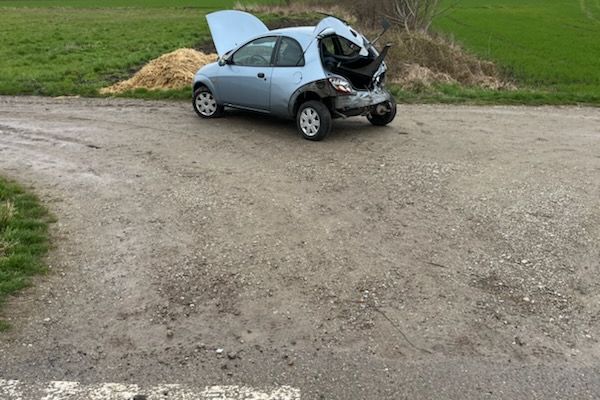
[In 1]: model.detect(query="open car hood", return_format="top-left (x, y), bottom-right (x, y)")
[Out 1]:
top-left (206, 10), bottom-right (269, 57)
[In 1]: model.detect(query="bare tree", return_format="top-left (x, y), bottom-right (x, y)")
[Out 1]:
top-left (387, 0), bottom-right (458, 32)
top-left (342, 0), bottom-right (458, 32)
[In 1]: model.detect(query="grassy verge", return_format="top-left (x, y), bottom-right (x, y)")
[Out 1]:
top-left (389, 85), bottom-right (600, 106)
top-left (0, 177), bottom-right (52, 331)
top-left (111, 84), bottom-right (600, 106)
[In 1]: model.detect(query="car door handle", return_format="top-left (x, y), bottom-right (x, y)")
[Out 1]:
top-left (257, 72), bottom-right (265, 79)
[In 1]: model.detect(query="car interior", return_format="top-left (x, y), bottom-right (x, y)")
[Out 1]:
top-left (320, 35), bottom-right (389, 89)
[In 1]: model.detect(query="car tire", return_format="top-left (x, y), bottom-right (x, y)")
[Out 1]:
top-left (296, 100), bottom-right (332, 141)
top-left (193, 86), bottom-right (223, 118)
top-left (367, 100), bottom-right (397, 126)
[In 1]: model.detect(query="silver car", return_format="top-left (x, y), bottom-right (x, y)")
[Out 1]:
top-left (192, 10), bottom-right (396, 141)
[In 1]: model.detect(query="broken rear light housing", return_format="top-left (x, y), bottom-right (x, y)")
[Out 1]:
top-left (328, 76), bottom-right (353, 95)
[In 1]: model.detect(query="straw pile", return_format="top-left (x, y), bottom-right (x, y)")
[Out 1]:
top-left (100, 49), bottom-right (217, 94)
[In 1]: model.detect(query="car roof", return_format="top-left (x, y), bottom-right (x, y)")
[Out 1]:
top-left (269, 26), bottom-right (315, 37)
top-left (266, 27), bottom-right (315, 48)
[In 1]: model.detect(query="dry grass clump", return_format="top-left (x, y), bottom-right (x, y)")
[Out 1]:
top-left (396, 63), bottom-right (455, 90)
top-left (0, 200), bottom-right (15, 258)
top-left (0, 200), bottom-right (15, 229)
top-left (100, 49), bottom-right (217, 94)
top-left (386, 31), bottom-right (514, 90)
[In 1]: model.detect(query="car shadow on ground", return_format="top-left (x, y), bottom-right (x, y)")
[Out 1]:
top-left (220, 109), bottom-right (398, 142)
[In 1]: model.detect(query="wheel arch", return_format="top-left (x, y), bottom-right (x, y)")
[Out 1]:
top-left (288, 80), bottom-right (337, 118)
top-left (192, 75), bottom-right (221, 103)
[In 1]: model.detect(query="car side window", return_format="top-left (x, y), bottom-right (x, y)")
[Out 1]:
top-left (275, 37), bottom-right (304, 67)
top-left (321, 37), bottom-right (336, 55)
top-left (320, 36), bottom-right (360, 58)
top-left (232, 36), bottom-right (277, 67)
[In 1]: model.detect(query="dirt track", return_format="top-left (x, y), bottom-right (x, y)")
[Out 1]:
top-left (0, 96), bottom-right (599, 399)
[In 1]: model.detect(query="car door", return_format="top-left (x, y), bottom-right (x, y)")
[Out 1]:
top-left (270, 36), bottom-right (306, 117)
top-left (217, 36), bottom-right (277, 112)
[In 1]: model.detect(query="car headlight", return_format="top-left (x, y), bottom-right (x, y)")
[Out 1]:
top-left (328, 76), bottom-right (353, 94)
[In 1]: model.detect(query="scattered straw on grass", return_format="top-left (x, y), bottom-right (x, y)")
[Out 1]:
top-left (100, 49), bottom-right (217, 94)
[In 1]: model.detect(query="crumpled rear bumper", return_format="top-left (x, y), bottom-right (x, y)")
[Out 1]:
top-left (333, 86), bottom-right (393, 117)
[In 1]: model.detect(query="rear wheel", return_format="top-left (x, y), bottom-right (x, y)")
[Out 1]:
top-left (193, 87), bottom-right (223, 118)
top-left (367, 100), bottom-right (397, 126)
top-left (296, 100), bottom-right (332, 141)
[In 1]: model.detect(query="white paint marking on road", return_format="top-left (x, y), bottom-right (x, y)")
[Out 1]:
top-left (41, 381), bottom-right (80, 400)
top-left (0, 379), bottom-right (301, 400)
top-left (0, 379), bottom-right (23, 400)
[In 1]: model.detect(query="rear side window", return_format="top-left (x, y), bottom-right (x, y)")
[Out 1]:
top-left (337, 36), bottom-right (360, 57)
top-left (275, 37), bottom-right (304, 67)
top-left (320, 36), bottom-right (360, 57)
top-left (233, 36), bottom-right (277, 67)
top-left (321, 37), bottom-right (336, 55)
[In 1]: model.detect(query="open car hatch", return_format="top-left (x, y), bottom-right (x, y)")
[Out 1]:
top-left (206, 10), bottom-right (269, 57)
top-left (313, 17), bottom-right (368, 55)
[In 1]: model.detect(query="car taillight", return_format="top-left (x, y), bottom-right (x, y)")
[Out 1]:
top-left (328, 77), bottom-right (353, 94)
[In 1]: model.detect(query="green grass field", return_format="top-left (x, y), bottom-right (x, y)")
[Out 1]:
top-left (0, 178), bottom-right (52, 331)
top-left (0, 0), bottom-right (244, 7)
top-left (0, 6), bottom-right (214, 96)
top-left (0, 1), bottom-right (281, 97)
top-left (433, 0), bottom-right (600, 104)
top-left (0, 0), bottom-right (599, 104)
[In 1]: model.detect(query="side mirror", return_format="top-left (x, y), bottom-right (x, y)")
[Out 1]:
top-left (218, 53), bottom-right (232, 66)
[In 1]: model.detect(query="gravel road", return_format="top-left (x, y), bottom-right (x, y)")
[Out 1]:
top-left (0, 96), bottom-right (599, 399)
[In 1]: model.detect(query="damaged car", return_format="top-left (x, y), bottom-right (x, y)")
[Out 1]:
top-left (192, 10), bottom-right (396, 141)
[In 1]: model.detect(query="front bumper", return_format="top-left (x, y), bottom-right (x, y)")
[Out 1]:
top-left (333, 86), bottom-right (393, 117)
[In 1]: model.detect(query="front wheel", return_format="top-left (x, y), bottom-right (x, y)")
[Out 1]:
top-left (296, 100), bottom-right (332, 141)
top-left (367, 100), bottom-right (397, 126)
top-left (193, 87), bottom-right (223, 118)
